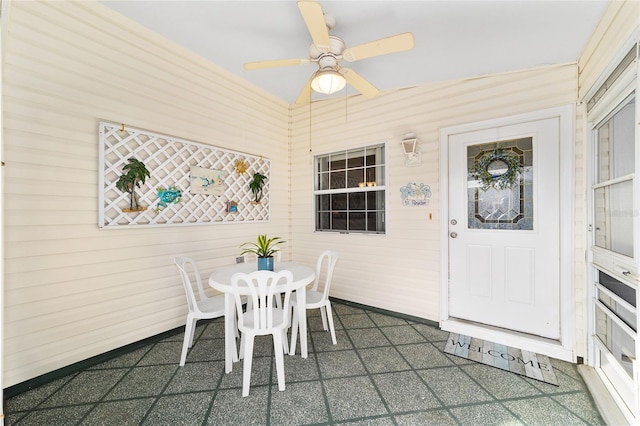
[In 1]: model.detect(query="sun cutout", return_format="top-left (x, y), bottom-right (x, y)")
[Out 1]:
top-left (234, 159), bottom-right (248, 174)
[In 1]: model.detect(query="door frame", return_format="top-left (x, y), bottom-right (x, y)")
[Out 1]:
top-left (439, 105), bottom-right (575, 362)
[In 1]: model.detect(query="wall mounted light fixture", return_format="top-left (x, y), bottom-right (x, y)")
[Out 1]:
top-left (401, 133), bottom-right (421, 166)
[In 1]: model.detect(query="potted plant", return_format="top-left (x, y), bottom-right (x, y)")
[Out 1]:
top-left (240, 234), bottom-right (285, 271)
top-left (115, 157), bottom-right (150, 212)
top-left (249, 172), bottom-right (267, 204)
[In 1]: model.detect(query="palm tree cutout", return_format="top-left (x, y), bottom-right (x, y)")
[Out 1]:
top-left (249, 172), bottom-right (267, 203)
top-left (115, 158), bottom-right (150, 212)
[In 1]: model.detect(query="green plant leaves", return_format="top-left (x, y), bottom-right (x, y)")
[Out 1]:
top-left (470, 148), bottom-right (523, 191)
top-left (240, 234), bottom-right (285, 258)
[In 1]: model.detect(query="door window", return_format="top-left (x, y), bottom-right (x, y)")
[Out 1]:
top-left (467, 137), bottom-right (533, 230)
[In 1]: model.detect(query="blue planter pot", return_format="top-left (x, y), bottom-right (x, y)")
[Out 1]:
top-left (257, 256), bottom-right (274, 271)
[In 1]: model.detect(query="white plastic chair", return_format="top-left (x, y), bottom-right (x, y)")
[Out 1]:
top-left (241, 251), bottom-right (284, 308)
top-left (290, 251), bottom-right (339, 355)
top-left (174, 257), bottom-right (226, 366)
top-left (232, 270), bottom-right (293, 397)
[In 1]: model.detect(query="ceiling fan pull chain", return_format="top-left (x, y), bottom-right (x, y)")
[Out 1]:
top-left (309, 96), bottom-right (313, 154)
top-left (344, 86), bottom-right (348, 121)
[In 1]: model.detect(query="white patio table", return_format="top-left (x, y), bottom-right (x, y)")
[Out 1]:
top-left (209, 261), bottom-right (315, 373)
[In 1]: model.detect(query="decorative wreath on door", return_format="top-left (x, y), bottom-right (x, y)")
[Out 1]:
top-left (471, 148), bottom-right (523, 190)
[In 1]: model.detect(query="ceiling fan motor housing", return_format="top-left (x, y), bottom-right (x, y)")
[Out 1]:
top-left (323, 13), bottom-right (336, 31)
top-left (317, 56), bottom-right (338, 70)
top-left (309, 36), bottom-right (345, 60)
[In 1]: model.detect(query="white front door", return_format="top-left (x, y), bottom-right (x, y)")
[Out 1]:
top-left (447, 117), bottom-right (560, 339)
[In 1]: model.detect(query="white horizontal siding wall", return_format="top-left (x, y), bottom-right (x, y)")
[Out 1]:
top-left (290, 64), bottom-right (578, 322)
top-left (4, 0), bottom-right (623, 390)
top-left (578, 0), bottom-right (640, 99)
top-left (572, 103), bottom-right (589, 358)
top-left (3, 0), bottom-right (290, 387)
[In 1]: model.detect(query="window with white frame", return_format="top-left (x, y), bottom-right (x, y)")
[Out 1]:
top-left (593, 95), bottom-right (635, 258)
top-left (314, 143), bottom-right (386, 234)
top-left (587, 46), bottom-right (638, 421)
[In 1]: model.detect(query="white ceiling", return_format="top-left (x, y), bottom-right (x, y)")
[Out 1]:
top-left (102, 1), bottom-right (609, 104)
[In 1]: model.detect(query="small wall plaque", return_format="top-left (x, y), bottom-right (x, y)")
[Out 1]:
top-left (190, 166), bottom-right (226, 196)
top-left (400, 183), bottom-right (431, 207)
top-left (226, 201), bottom-right (238, 213)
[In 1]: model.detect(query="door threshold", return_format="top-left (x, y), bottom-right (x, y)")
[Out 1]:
top-left (440, 318), bottom-right (573, 362)
top-left (578, 365), bottom-right (631, 425)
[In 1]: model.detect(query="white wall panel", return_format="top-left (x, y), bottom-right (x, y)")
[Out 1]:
top-left (578, 0), bottom-right (640, 99)
top-left (572, 104), bottom-right (589, 357)
top-left (3, 0), bottom-right (620, 389)
top-left (2, 0), bottom-right (290, 387)
top-left (289, 64), bottom-right (577, 323)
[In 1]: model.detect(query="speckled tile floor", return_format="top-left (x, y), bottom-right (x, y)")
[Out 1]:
top-left (4, 301), bottom-right (604, 425)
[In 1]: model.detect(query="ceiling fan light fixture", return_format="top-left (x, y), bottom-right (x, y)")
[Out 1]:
top-left (311, 69), bottom-right (346, 94)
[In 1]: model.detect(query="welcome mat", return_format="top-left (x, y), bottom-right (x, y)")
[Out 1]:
top-left (444, 333), bottom-right (558, 386)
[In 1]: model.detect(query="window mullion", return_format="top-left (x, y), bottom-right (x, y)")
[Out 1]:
top-left (593, 173), bottom-right (634, 190)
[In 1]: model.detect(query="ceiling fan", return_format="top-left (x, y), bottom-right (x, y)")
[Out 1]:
top-left (243, 0), bottom-right (415, 104)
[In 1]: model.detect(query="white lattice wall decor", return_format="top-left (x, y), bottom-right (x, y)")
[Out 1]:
top-left (99, 122), bottom-right (270, 228)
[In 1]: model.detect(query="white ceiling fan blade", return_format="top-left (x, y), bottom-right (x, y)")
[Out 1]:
top-left (295, 76), bottom-right (314, 104)
top-left (244, 58), bottom-right (312, 70)
top-left (339, 68), bottom-right (379, 98)
top-left (297, 0), bottom-right (330, 53)
top-left (342, 32), bottom-right (415, 62)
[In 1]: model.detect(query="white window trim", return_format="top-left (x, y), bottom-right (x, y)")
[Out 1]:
top-left (312, 141), bottom-right (388, 235)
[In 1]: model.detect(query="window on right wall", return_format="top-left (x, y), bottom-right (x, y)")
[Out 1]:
top-left (314, 143), bottom-right (386, 234)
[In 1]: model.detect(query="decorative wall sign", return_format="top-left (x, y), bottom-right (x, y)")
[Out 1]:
top-left (190, 166), bottom-right (226, 195)
top-left (234, 159), bottom-right (248, 174)
top-left (226, 201), bottom-right (238, 213)
top-left (400, 183), bottom-right (431, 206)
top-left (98, 121), bottom-right (270, 228)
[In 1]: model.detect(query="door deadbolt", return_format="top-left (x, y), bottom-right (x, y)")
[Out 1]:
top-left (450, 219), bottom-right (457, 225)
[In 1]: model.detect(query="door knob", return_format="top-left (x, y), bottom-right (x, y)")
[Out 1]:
top-left (450, 232), bottom-right (458, 238)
